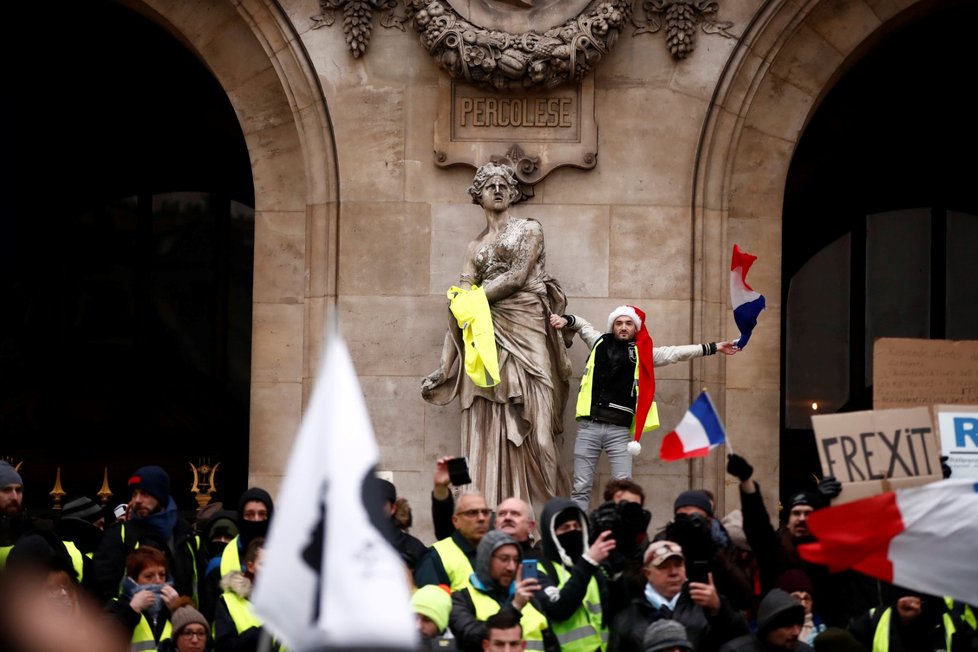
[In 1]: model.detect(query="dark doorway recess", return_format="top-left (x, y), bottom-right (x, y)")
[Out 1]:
top-left (1, 0), bottom-right (255, 513)
top-left (781, 1), bottom-right (978, 511)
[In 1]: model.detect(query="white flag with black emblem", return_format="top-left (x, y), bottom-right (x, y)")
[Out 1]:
top-left (251, 333), bottom-right (416, 651)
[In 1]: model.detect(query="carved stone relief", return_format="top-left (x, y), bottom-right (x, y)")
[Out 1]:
top-left (311, 0), bottom-right (737, 67)
top-left (406, 0), bottom-right (632, 92)
top-left (311, 0), bottom-right (406, 58)
top-left (631, 0), bottom-right (735, 60)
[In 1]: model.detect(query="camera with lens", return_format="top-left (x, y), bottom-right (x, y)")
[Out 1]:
top-left (665, 512), bottom-right (715, 570)
top-left (588, 500), bottom-right (651, 578)
top-left (589, 500), bottom-right (651, 559)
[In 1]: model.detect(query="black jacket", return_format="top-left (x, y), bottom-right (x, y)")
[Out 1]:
top-left (534, 498), bottom-right (611, 623)
top-left (610, 589), bottom-right (749, 652)
top-left (91, 508), bottom-right (202, 605)
top-left (739, 484), bottom-right (880, 626)
top-left (719, 588), bottom-right (813, 652)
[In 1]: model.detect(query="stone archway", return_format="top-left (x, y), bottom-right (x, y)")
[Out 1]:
top-left (128, 0), bottom-right (340, 491)
top-left (690, 0), bottom-right (934, 513)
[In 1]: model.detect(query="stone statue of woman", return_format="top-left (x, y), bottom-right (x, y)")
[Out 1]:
top-left (422, 162), bottom-right (572, 512)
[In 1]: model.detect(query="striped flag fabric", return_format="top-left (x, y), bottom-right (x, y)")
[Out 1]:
top-left (251, 333), bottom-right (416, 651)
top-left (730, 244), bottom-right (766, 349)
top-left (659, 391), bottom-right (727, 461)
top-left (797, 479), bottom-right (978, 606)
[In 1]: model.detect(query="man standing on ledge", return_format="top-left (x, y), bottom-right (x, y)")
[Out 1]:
top-left (551, 306), bottom-right (738, 510)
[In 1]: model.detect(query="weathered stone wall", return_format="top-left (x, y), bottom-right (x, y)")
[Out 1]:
top-left (134, 0), bottom-right (931, 543)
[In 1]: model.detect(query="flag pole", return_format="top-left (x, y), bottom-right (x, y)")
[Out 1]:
top-left (702, 387), bottom-right (734, 456)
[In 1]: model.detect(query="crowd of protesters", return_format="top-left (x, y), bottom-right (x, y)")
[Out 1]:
top-left (1, 453), bottom-right (975, 652)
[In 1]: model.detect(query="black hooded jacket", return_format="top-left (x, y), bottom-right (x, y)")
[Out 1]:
top-left (198, 488), bottom-right (275, 620)
top-left (718, 589), bottom-right (813, 652)
top-left (534, 498), bottom-right (610, 623)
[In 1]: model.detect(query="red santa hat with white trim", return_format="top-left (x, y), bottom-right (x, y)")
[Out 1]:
top-left (607, 305), bottom-right (656, 456)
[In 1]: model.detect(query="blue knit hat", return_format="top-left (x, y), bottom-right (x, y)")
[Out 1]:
top-left (0, 460), bottom-right (23, 488)
top-left (128, 465), bottom-right (171, 504)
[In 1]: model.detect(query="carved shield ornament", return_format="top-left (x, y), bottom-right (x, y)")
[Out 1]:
top-left (407, 0), bottom-right (632, 91)
top-left (443, 0), bottom-right (597, 32)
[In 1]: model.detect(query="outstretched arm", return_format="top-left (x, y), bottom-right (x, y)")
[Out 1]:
top-left (652, 340), bottom-right (740, 367)
top-left (550, 313), bottom-right (602, 349)
top-left (716, 341), bottom-right (739, 355)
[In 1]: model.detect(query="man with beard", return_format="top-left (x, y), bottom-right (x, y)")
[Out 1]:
top-left (0, 461), bottom-right (29, 569)
top-left (92, 465), bottom-right (203, 607)
top-left (534, 497), bottom-right (617, 651)
top-left (449, 530), bottom-right (554, 652)
top-left (550, 308), bottom-right (738, 510)
top-left (725, 454), bottom-right (878, 627)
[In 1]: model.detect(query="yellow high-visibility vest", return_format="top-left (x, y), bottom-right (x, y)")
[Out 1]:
top-left (576, 337), bottom-right (659, 433)
top-left (871, 606), bottom-right (955, 652)
top-left (131, 612), bottom-right (172, 652)
top-left (219, 590), bottom-right (289, 651)
top-left (545, 562), bottom-right (607, 652)
top-left (448, 285), bottom-right (499, 388)
top-left (465, 585), bottom-right (549, 650)
top-left (430, 537), bottom-right (475, 591)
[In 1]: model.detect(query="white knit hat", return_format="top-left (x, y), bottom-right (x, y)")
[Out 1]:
top-left (607, 305), bottom-right (643, 332)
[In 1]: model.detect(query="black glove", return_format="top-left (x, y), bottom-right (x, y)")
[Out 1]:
top-left (726, 453), bottom-right (754, 482)
top-left (817, 475), bottom-right (842, 501)
top-left (941, 456), bottom-right (952, 479)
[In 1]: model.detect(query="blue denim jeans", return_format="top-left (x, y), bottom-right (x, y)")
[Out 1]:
top-left (571, 418), bottom-right (633, 510)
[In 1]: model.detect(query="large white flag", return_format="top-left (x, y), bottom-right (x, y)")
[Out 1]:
top-left (251, 334), bottom-right (416, 651)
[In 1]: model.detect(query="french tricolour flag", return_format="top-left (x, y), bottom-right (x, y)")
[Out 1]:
top-left (731, 244), bottom-right (766, 349)
top-left (659, 391), bottom-right (727, 461)
top-left (798, 479), bottom-right (978, 606)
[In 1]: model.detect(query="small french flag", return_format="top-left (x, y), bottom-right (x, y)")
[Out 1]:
top-left (659, 391), bottom-right (727, 461)
top-left (731, 244), bottom-right (766, 349)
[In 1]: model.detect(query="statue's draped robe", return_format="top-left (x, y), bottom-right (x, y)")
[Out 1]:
top-left (426, 218), bottom-right (572, 511)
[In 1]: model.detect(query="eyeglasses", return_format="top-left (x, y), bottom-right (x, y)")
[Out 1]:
top-left (457, 508), bottom-right (492, 518)
top-left (179, 630), bottom-right (208, 639)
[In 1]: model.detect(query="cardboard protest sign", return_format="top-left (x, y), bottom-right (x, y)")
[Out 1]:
top-left (934, 405), bottom-right (978, 480)
top-left (812, 407), bottom-right (943, 503)
top-left (874, 338), bottom-right (978, 409)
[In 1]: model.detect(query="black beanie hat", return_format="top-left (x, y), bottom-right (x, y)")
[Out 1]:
top-left (237, 487), bottom-right (274, 520)
top-left (789, 491), bottom-right (819, 509)
top-left (128, 465), bottom-right (171, 504)
top-left (673, 490), bottom-right (714, 517)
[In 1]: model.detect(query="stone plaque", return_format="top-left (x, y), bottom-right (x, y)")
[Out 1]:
top-left (434, 76), bottom-right (597, 185)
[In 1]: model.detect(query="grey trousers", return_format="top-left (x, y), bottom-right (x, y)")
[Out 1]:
top-left (571, 418), bottom-right (633, 510)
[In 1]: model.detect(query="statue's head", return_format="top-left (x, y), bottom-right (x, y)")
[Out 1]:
top-left (468, 162), bottom-right (520, 206)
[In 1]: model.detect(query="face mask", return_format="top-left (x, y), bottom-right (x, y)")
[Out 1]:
top-left (238, 518), bottom-right (269, 545)
top-left (557, 531), bottom-right (584, 562)
top-left (208, 540), bottom-right (229, 557)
